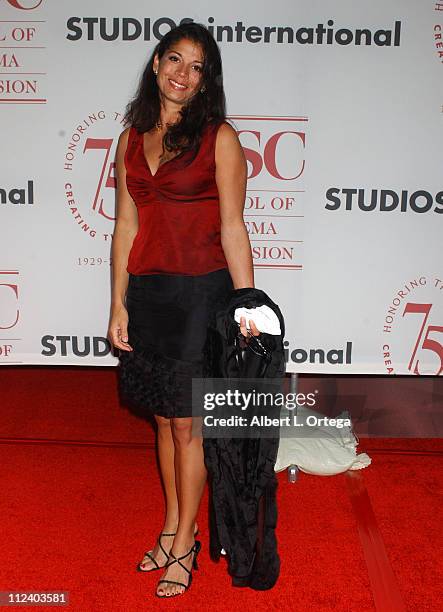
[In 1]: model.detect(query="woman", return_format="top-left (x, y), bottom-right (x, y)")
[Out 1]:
top-left (108, 22), bottom-right (259, 598)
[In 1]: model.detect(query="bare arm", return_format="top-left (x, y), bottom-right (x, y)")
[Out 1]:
top-left (108, 127), bottom-right (139, 351)
top-left (216, 122), bottom-right (254, 290)
top-left (216, 122), bottom-right (259, 336)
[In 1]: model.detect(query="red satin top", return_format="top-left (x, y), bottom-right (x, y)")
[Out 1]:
top-left (124, 121), bottom-right (228, 276)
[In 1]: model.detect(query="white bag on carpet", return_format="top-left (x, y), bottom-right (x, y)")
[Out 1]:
top-left (274, 405), bottom-right (371, 476)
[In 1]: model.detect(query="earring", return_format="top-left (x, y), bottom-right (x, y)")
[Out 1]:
top-left (200, 85), bottom-right (206, 93)
top-left (154, 69), bottom-right (158, 75)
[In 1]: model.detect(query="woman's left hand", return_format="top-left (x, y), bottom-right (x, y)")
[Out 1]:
top-left (239, 316), bottom-right (261, 338)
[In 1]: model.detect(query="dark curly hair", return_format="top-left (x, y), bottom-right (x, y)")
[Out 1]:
top-left (124, 22), bottom-right (226, 158)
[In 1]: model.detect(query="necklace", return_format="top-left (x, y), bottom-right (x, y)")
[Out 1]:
top-left (155, 116), bottom-right (179, 131)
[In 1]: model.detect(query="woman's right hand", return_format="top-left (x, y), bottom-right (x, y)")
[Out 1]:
top-left (108, 304), bottom-right (133, 351)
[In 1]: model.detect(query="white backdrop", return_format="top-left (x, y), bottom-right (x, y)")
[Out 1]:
top-left (1, 0), bottom-right (442, 375)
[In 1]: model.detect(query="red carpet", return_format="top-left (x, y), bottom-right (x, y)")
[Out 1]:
top-left (0, 367), bottom-right (441, 611)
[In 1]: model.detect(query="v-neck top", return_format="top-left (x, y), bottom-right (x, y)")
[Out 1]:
top-left (124, 120), bottom-right (229, 276)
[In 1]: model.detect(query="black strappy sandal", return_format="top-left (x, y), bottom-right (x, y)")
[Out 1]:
top-left (156, 540), bottom-right (202, 597)
top-left (137, 532), bottom-right (175, 572)
top-left (137, 527), bottom-right (200, 573)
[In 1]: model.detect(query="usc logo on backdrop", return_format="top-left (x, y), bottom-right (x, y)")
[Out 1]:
top-left (5, 0), bottom-right (43, 9)
top-left (240, 129), bottom-right (305, 181)
top-left (382, 276), bottom-right (443, 375)
top-left (62, 110), bottom-right (126, 242)
top-left (2, 0), bottom-right (46, 103)
top-left (0, 270), bottom-right (20, 360)
top-left (231, 116), bottom-right (306, 184)
top-left (0, 271), bottom-right (19, 330)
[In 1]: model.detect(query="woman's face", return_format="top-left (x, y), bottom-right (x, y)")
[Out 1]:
top-left (153, 37), bottom-right (204, 107)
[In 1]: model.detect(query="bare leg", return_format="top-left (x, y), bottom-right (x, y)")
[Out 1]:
top-left (139, 415), bottom-right (199, 570)
top-left (138, 415), bottom-right (178, 570)
top-left (156, 417), bottom-right (206, 596)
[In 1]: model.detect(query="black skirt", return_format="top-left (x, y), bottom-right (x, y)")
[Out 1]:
top-left (118, 268), bottom-right (233, 419)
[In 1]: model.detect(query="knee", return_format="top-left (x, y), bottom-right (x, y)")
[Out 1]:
top-left (171, 417), bottom-right (194, 447)
top-left (155, 415), bottom-right (172, 435)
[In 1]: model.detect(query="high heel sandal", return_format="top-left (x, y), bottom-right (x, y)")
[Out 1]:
top-left (137, 527), bottom-right (199, 573)
top-left (137, 532), bottom-right (175, 572)
top-left (156, 540), bottom-right (202, 598)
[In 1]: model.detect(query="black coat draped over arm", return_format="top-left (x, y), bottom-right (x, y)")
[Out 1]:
top-left (202, 288), bottom-right (286, 590)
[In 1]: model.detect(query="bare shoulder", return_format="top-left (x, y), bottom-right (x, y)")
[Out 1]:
top-left (118, 125), bottom-right (131, 147)
top-left (215, 121), bottom-right (244, 166)
top-left (115, 126), bottom-right (132, 162)
top-left (215, 121), bottom-right (240, 147)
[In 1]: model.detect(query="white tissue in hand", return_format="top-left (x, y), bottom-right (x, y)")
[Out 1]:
top-left (234, 305), bottom-right (281, 335)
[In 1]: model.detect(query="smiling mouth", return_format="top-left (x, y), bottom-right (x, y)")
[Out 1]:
top-left (168, 78), bottom-right (187, 90)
